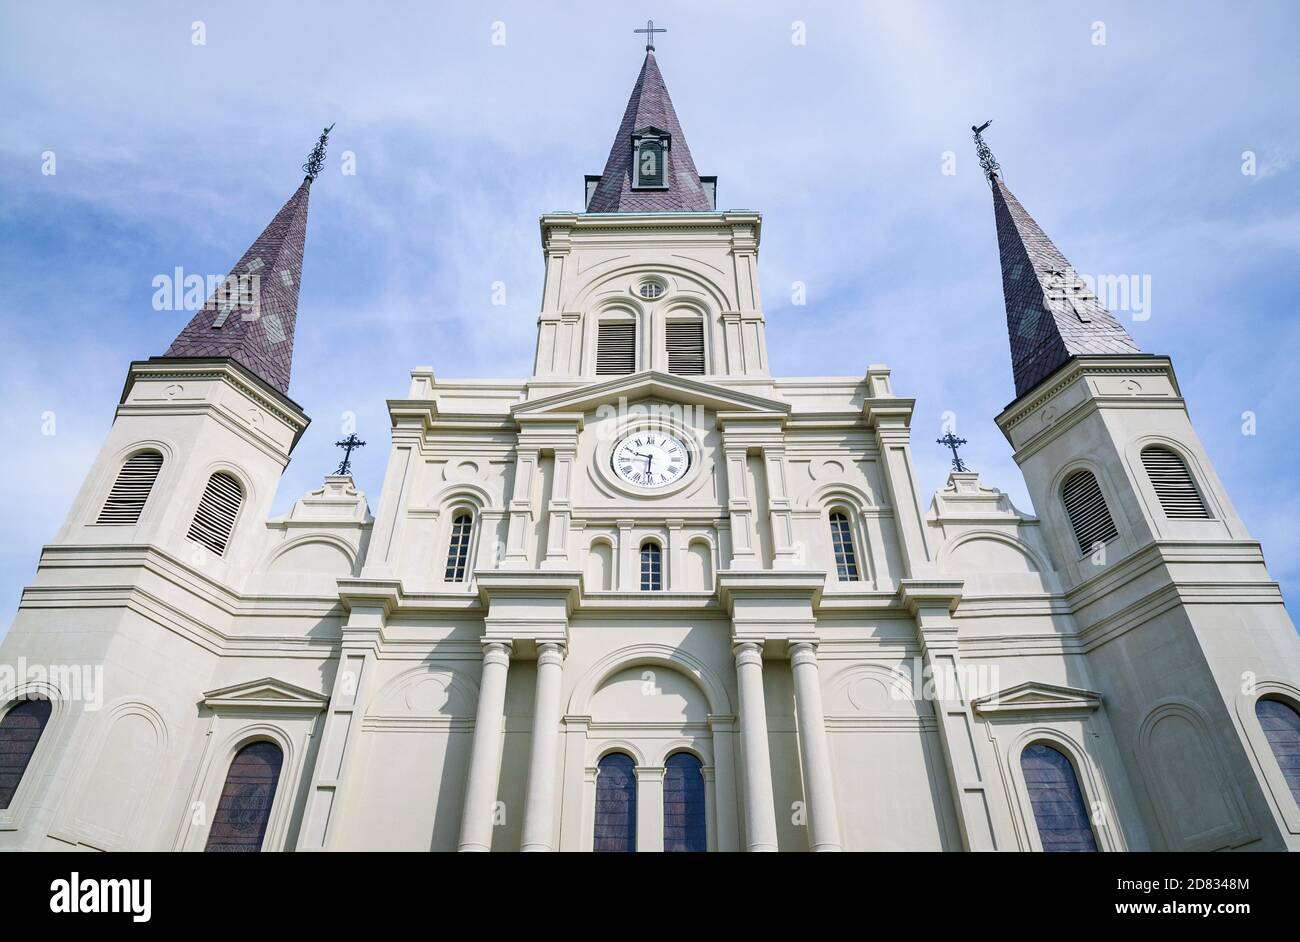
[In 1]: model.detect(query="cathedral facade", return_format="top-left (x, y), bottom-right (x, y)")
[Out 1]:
top-left (2, 49), bottom-right (1299, 853)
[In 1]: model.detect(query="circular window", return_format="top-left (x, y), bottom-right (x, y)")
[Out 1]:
top-left (638, 281), bottom-right (665, 300)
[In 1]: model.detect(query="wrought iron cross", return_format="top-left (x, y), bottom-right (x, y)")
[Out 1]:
top-left (635, 19), bottom-right (666, 51)
top-left (302, 123), bottom-right (335, 181)
top-left (334, 432), bottom-right (365, 476)
top-left (937, 432), bottom-right (970, 473)
top-left (971, 119), bottom-right (1000, 184)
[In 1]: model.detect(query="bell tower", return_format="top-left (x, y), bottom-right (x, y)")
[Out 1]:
top-left (979, 127), bottom-right (1300, 850)
top-left (532, 46), bottom-right (768, 384)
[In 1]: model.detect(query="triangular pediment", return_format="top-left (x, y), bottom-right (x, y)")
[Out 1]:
top-left (633, 125), bottom-right (670, 139)
top-left (513, 370), bottom-right (789, 420)
top-left (972, 680), bottom-right (1101, 716)
top-left (203, 676), bottom-right (329, 712)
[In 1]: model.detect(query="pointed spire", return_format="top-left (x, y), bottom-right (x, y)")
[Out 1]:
top-left (982, 131), bottom-right (1141, 398)
top-left (162, 128), bottom-right (330, 396)
top-left (586, 51), bottom-right (714, 213)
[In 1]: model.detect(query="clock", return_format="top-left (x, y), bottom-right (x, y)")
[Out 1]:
top-left (611, 430), bottom-right (691, 489)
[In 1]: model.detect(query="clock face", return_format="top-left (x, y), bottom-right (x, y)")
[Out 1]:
top-left (611, 430), bottom-right (690, 489)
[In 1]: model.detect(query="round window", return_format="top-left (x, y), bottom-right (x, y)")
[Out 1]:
top-left (638, 281), bottom-right (664, 300)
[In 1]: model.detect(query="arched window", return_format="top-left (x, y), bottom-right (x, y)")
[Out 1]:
top-left (186, 471), bottom-right (243, 556)
top-left (97, 451), bottom-right (163, 524)
top-left (204, 740), bottom-right (284, 852)
top-left (596, 322), bottom-right (636, 375)
top-left (594, 752), bottom-right (637, 852)
top-left (1061, 469), bottom-right (1118, 556)
top-left (829, 511), bottom-right (861, 581)
top-left (663, 752), bottom-right (706, 852)
top-left (0, 698), bottom-right (52, 810)
top-left (640, 541), bottom-right (662, 591)
top-left (445, 512), bottom-right (474, 582)
top-left (1141, 446), bottom-right (1209, 519)
top-left (1255, 698), bottom-right (1300, 805)
top-left (1020, 743), bottom-right (1098, 852)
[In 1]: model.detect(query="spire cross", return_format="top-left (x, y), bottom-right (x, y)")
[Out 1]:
top-left (937, 432), bottom-right (970, 473)
top-left (334, 432), bottom-right (366, 476)
top-left (634, 18), bottom-right (666, 51)
top-left (302, 123), bottom-right (335, 181)
top-left (971, 119), bottom-right (1000, 184)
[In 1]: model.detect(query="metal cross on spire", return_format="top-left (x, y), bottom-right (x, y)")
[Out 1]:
top-left (634, 18), bottom-right (666, 51)
top-left (302, 123), bottom-right (335, 181)
top-left (937, 432), bottom-right (970, 473)
top-left (334, 432), bottom-right (366, 476)
top-left (971, 119), bottom-right (1000, 185)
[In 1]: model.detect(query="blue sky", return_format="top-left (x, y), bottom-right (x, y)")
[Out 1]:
top-left (1, 1), bottom-right (1298, 635)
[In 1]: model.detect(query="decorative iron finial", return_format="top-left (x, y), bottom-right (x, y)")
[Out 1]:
top-left (937, 432), bottom-right (970, 473)
top-left (334, 432), bottom-right (365, 476)
top-left (634, 18), bottom-right (666, 51)
top-left (302, 123), bottom-right (335, 181)
top-left (972, 120), bottom-right (1000, 184)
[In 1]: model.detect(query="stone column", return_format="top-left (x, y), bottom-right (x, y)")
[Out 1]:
top-left (616, 518), bottom-right (635, 590)
top-left (733, 641), bottom-right (778, 851)
top-left (458, 641), bottom-right (512, 852)
top-left (788, 641), bottom-right (843, 851)
top-left (521, 642), bottom-right (566, 851)
top-left (763, 445), bottom-right (800, 565)
top-left (723, 446), bottom-right (758, 569)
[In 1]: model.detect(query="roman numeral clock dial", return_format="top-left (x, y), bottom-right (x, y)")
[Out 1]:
top-left (612, 431), bottom-right (690, 489)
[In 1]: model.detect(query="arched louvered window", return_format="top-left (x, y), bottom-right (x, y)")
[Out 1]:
top-left (666, 321), bottom-right (705, 375)
top-left (0, 698), bottom-right (51, 810)
top-left (596, 322), bottom-right (636, 375)
top-left (1141, 446), bottom-right (1209, 519)
top-left (97, 451), bottom-right (163, 524)
top-left (594, 752), bottom-right (637, 852)
top-left (204, 740), bottom-right (284, 852)
top-left (1061, 469), bottom-right (1119, 556)
top-left (640, 541), bottom-right (662, 591)
top-left (1256, 699), bottom-right (1300, 806)
top-left (186, 472), bottom-right (243, 556)
top-left (829, 510), bottom-right (861, 581)
top-left (1020, 743), bottom-right (1098, 852)
top-left (663, 752), bottom-right (706, 852)
top-left (445, 512), bottom-right (474, 582)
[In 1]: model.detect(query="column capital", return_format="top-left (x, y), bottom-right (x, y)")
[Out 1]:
top-left (788, 639), bottom-right (820, 664)
top-left (733, 640), bottom-right (764, 665)
top-left (634, 765), bottom-right (666, 783)
top-left (537, 641), bottom-right (567, 666)
top-left (482, 640), bottom-right (513, 665)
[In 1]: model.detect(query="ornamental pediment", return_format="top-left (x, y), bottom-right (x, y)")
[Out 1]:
top-left (512, 370), bottom-right (788, 421)
top-left (972, 681), bottom-right (1101, 716)
top-left (202, 677), bottom-right (329, 712)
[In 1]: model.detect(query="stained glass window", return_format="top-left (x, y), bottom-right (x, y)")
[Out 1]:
top-left (594, 752), bottom-right (637, 852)
top-left (663, 752), bottom-right (706, 852)
top-left (205, 740), bottom-right (284, 852)
top-left (1256, 698), bottom-right (1300, 806)
top-left (1020, 743), bottom-right (1098, 852)
top-left (0, 698), bottom-right (51, 810)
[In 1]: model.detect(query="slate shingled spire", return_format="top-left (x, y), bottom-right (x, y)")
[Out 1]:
top-left (586, 50), bottom-right (713, 213)
top-left (162, 135), bottom-right (324, 396)
top-left (991, 176), bottom-right (1141, 399)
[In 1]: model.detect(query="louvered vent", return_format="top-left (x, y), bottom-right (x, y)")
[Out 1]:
top-left (186, 472), bottom-right (243, 556)
top-left (1141, 446), bottom-right (1209, 518)
top-left (96, 451), bottom-right (163, 524)
top-left (1061, 470), bottom-right (1119, 555)
top-left (666, 322), bottom-right (705, 375)
top-left (596, 323), bottom-right (636, 375)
